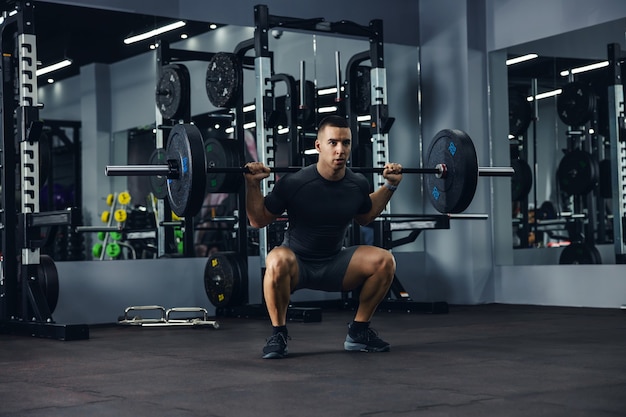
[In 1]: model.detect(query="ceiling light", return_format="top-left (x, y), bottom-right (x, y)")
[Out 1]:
top-left (181, 34), bottom-right (188, 39)
top-left (506, 53), bottom-right (538, 66)
top-left (36, 59), bottom-right (72, 77)
top-left (46, 78), bottom-right (54, 84)
top-left (304, 149), bottom-right (319, 155)
top-left (560, 61), bottom-right (609, 77)
top-left (243, 104), bottom-right (256, 112)
top-left (124, 21), bottom-right (186, 45)
top-left (318, 106), bottom-right (338, 113)
top-left (318, 87), bottom-right (338, 96)
top-left (209, 23), bottom-right (218, 30)
top-left (357, 115), bottom-right (371, 122)
top-left (527, 89), bottom-right (562, 101)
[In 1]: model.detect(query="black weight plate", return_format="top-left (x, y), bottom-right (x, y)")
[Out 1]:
top-left (557, 81), bottom-right (596, 126)
top-left (509, 90), bottom-right (532, 137)
top-left (204, 137), bottom-right (243, 193)
top-left (557, 150), bottom-right (598, 195)
top-left (559, 242), bottom-right (602, 264)
top-left (510, 158), bottom-right (533, 201)
top-left (599, 159), bottom-right (612, 199)
top-left (354, 66), bottom-right (371, 115)
top-left (204, 252), bottom-right (244, 307)
top-left (38, 255), bottom-right (59, 313)
top-left (296, 80), bottom-right (317, 128)
top-left (148, 148), bottom-right (168, 199)
top-left (165, 124), bottom-right (207, 217)
top-left (206, 52), bottom-right (242, 108)
top-left (17, 255), bottom-right (59, 314)
top-left (425, 129), bottom-right (478, 213)
top-left (156, 64), bottom-right (190, 120)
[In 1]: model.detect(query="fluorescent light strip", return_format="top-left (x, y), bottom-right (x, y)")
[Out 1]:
top-left (357, 115), bottom-right (371, 122)
top-left (124, 21), bottom-right (186, 44)
top-left (527, 89), bottom-right (562, 102)
top-left (304, 149), bottom-right (319, 155)
top-left (243, 104), bottom-right (256, 112)
top-left (560, 61), bottom-right (609, 77)
top-left (243, 121), bottom-right (256, 130)
top-left (506, 53), bottom-right (538, 66)
top-left (318, 87), bottom-right (337, 96)
top-left (36, 59), bottom-right (72, 76)
top-left (318, 106), bottom-right (338, 114)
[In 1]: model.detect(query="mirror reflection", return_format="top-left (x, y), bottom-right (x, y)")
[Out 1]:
top-left (503, 18), bottom-right (626, 264)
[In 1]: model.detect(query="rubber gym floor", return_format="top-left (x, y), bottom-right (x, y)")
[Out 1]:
top-left (1, 303), bottom-right (625, 417)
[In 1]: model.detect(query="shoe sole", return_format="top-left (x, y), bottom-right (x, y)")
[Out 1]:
top-left (344, 341), bottom-right (390, 352)
top-left (262, 350), bottom-right (288, 359)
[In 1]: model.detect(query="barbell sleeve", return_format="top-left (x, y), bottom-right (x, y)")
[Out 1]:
top-left (106, 165), bottom-right (171, 177)
top-left (477, 167), bottom-right (515, 177)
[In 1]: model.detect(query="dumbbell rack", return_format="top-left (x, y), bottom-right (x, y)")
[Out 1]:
top-left (0, 2), bottom-right (88, 340)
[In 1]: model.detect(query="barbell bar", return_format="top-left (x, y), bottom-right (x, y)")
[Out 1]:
top-left (104, 124), bottom-right (514, 217)
top-left (106, 164), bottom-right (513, 177)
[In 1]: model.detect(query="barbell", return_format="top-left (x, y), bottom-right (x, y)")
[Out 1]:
top-left (105, 124), bottom-right (514, 217)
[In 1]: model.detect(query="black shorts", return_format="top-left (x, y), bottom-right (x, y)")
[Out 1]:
top-left (292, 246), bottom-right (359, 292)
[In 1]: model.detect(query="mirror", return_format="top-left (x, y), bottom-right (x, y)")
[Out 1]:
top-left (494, 17), bottom-right (626, 265)
top-left (35, 3), bottom-right (420, 261)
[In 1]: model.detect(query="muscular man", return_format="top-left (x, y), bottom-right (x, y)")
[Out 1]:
top-left (245, 115), bottom-right (402, 359)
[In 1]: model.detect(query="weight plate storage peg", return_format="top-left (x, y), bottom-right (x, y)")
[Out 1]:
top-left (166, 124), bottom-right (207, 217)
top-left (424, 129), bottom-right (479, 213)
top-left (205, 52), bottom-right (242, 109)
top-left (156, 64), bottom-right (190, 120)
top-left (204, 252), bottom-right (245, 307)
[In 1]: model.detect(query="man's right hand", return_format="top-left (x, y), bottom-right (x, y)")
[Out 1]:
top-left (244, 162), bottom-right (271, 182)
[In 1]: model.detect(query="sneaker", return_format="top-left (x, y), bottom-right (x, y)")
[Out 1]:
top-left (262, 332), bottom-right (290, 359)
top-left (344, 327), bottom-right (390, 352)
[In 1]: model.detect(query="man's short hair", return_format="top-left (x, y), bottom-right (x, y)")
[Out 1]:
top-left (317, 115), bottom-right (349, 131)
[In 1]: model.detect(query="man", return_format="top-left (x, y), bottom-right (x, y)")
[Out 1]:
top-left (245, 115), bottom-right (402, 359)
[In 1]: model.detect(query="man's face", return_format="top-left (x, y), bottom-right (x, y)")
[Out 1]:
top-left (315, 126), bottom-right (352, 171)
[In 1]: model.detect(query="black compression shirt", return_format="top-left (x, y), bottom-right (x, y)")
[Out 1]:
top-left (264, 164), bottom-right (372, 258)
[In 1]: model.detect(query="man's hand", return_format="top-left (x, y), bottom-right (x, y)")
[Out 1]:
top-left (383, 162), bottom-right (402, 186)
top-left (244, 162), bottom-right (271, 182)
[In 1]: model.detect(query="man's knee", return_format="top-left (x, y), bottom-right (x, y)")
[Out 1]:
top-left (265, 247), bottom-right (298, 281)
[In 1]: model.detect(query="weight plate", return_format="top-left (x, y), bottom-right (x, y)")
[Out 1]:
top-left (156, 64), bottom-right (190, 120)
top-left (92, 243), bottom-right (103, 258)
top-left (205, 52), bottom-right (242, 108)
top-left (17, 255), bottom-right (60, 314)
top-left (510, 158), bottom-right (533, 201)
top-left (599, 159), bottom-right (612, 199)
top-left (149, 148), bottom-right (168, 199)
top-left (508, 90), bottom-right (532, 137)
top-left (205, 137), bottom-right (243, 193)
top-left (425, 129), bottom-right (478, 213)
top-left (106, 243), bottom-right (121, 258)
top-left (353, 66), bottom-right (371, 115)
top-left (204, 252), bottom-right (245, 307)
top-left (557, 81), bottom-right (596, 126)
top-left (114, 209), bottom-right (127, 223)
top-left (557, 150), bottom-right (598, 195)
top-left (559, 242), bottom-right (602, 264)
top-left (165, 124), bottom-right (207, 217)
top-left (297, 79), bottom-right (317, 128)
top-left (118, 191), bottom-right (131, 206)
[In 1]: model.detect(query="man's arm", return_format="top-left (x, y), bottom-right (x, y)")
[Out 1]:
top-left (245, 162), bottom-right (278, 228)
top-left (354, 163), bottom-right (403, 226)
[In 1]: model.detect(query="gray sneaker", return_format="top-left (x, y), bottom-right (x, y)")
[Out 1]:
top-left (262, 332), bottom-right (290, 359)
top-left (344, 326), bottom-right (390, 352)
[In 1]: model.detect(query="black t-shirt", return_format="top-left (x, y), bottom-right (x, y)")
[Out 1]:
top-left (264, 164), bottom-right (372, 258)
